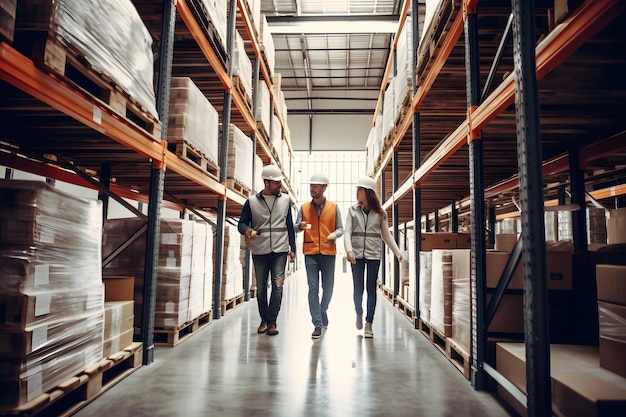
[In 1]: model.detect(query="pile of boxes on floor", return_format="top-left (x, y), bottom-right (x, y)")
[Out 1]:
top-left (0, 180), bottom-right (134, 408)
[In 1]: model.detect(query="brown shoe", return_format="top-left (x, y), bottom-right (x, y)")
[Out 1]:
top-left (257, 321), bottom-right (268, 333)
top-left (267, 324), bottom-right (279, 335)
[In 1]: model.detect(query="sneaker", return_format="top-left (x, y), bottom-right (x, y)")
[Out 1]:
top-left (321, 311), bottom-right (329, 328)
top-left (364, 322), bottom-right (373, 338)
top-left (356, 314), bottom-right (363, 330)
top-left (311, 326), bottom-right (322, 339)
top-left (257, 321), bottom-right (268, 333)
top-left (267, 324), bottom-right (279, 335)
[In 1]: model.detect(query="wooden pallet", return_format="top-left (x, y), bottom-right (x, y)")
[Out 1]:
top-left (153, 310), bottom-right (212, 347)
top-left (29, 35), bottom-right (161, 139)
top-left (381, 284), bottom-right (394, 301)
top-left (220, 293), bottom-right (244, 316)
top-left (226, 178), bottom-right (251, 197)
top-left (232, 75), bottom-right (252, 113)
top-left (168, 140), bottom-right (219, 179)
top-left (396, 296), bottom-right (415, 322)
top-left (0, 343), bottom-right (143, 417)
top-left (416, 0), bottom-right (462, 86)
top-left (187, 0), bottom-right (228, 66)
top-left (418, 318), bottom-right (471, 379)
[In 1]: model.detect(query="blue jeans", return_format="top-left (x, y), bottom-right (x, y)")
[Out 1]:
top-left (351, 258), bottom-right (381, 323)
top-left (305, 254), bottom-right (336, 327)
top-left (253, 252), bottom-right (288, 325)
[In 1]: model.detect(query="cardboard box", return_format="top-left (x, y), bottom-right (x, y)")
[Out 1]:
top-left (486, 251), bottom-right (572, 290)
top-left (495, 233), bottom-right (518, 252)
top-left (600, 336), bottom-right (626, 379)
top-left (487, 294), bottom-right (524, 334)
top-left (596, 265), bottom-right (626, 305)
top-left (102, 328), bottom-right (134, 358)
top-left (420, 233), bottom-right (457, 251)
top-left (607, 208), bottom-right (626, 244)
top-left (496, 343), bottom-right (626, 417)
top-left (456, 233), bottom-right (472, 249)
top-left (103, 276), bottom-right (135, 302)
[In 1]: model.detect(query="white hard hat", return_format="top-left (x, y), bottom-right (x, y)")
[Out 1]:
top-left (309, 173), bottom-right (329, 185)
top-left (261, 165), bottom-right (284, 181)
top-left (356, 176), bottom-right (376, 191)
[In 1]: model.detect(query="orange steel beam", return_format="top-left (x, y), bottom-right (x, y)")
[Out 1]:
top-left (472, 0), bottom-right (625, 132)
top-left (177, 0), bottom-right (231, 91)
top-left (0, 150), bottom-right (183, 211)
top-left (0, 43), bottom-right (164, 161)
top-left (234, 0), bottom-right (291, 154)
top-left (372, 0), bottom-right (412, 125)
top-left (376, 11), bottom-right (465, 181)
top-left (384, 0), bottom-right (624, 209)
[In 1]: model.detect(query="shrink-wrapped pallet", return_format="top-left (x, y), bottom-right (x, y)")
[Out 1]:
top-left (259, 14), bottom-right (275, 76)
top-left (168, 77), bottom-right (219, 165)
top-left (450, 249), bottom-right (471, 354)
top-left (198, 0), bottom-right (227, 52)
top-left (233, 30), bottom-right (252, 103)
top-left (103, 218), bottom-right (214, 328)
top-left (219, 124), bottom-right (254, 192)
top-left (587, 206), bottom-right (608, 244)
top-left (0, 180), bottom-right (104, 407)
top-left (255, 81), bottom-right (271, 137)
top-left (0, 0), bottom-right (16, 41)
top-left (418, 251), bottom-right (432, 322)
top-left (202, 222), bottom-right (215, 314)
top-left (430, 249), bottom-right (453, 336)
top-left (15, 0), bottom-right (157, 119)
top-left (271, 114), bottom-right (282, 156)
top-left (221, 223), bottom-right (243, 301)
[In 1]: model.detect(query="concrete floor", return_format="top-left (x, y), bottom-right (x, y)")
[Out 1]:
top-left (74, 268), bottom-right (513, 417)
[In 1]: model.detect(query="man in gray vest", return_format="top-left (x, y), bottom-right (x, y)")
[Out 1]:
top-left (238, 165), bottom-right (296, 336)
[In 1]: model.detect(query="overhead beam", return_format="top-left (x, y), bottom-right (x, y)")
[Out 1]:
top-left (266, 15), bottom-right (399, 34)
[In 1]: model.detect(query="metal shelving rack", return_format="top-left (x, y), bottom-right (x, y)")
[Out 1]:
top-left (371, 0), bottom-right (626, 416)
top-left (0, 0), bottom-right (294, 364)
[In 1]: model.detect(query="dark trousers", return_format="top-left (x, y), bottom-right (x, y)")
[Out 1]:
top-left (253, 252), bottom-right (288, 325)
top-left (351, 258), bottom-right (381, 323)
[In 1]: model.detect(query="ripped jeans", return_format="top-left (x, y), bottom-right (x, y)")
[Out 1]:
top-left (253, 252), bottom-right (288, 325)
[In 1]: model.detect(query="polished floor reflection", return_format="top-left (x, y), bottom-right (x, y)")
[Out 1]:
top-left (74, 268), bottom-right (512, 417)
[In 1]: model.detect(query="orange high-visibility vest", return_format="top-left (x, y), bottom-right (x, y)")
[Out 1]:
top-left (302, 201), bottom-right (337, 255)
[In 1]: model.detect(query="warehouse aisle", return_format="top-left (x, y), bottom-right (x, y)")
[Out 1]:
top-left (74, 267), bottom-right (512, 417)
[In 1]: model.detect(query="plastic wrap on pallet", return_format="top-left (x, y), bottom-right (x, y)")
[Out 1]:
top-left (382, 78), bottom-right (395, 142)
top-left (366, 126), bottom-right (376, 175)
top-left (168, 77), bottom-right (219, 164)
top-left (103, 217), bottom-right (212, 328)
top-left (16, 0), bottom-right (158, 119)
top-left (202, 222), bottom-right (214, 314)
top-left (233, 30), bottom-right (252, 101)
top-left (0, 0), bottom-right (17, 42)
top-left (496, 218), bottom-right (518, 235)
top-left (259, 14), bottom-right (275, 76)
top-left (255, 81), bottom-right (271, 136)
top-left (419, 251), bottom-right (432, 322)
top-left (219, 123), bottom-right (254, 190)
top-left (271, 114), bottom-right (282, 155)
top-left (221, 223), bottom-right (243, 301)
top-left (557, 210), bottom-right (573, 242)
top-left (587, 206), bottom-right (608, 244)
top-left (0, 286), bottom-right (104, 330)
top-left (423, 0), bottom-right (443, 42)
top-left (200, 0), bottom-right (227, 51)
top-left (189, 221), bottom-right (208, 320)
top-left (254, 154), bottom-right (263, 193)
top-left (0, 324), bottom-right (103, 407)
top-left (598, 302), bottom-right (626, 342)
top-left (394, 15), bottom-right (412, 115)
top-left (450, 249), bottom-right (471, 354)
top-left (430, 249), bottom-right (453, 337)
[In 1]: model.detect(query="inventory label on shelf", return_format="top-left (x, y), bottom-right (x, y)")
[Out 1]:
top-left (93, 105), bottom-right (102, 124)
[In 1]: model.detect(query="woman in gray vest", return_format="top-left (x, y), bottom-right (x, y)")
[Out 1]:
top-left (238, 165), bottom-right (296, 336)
top-left (345, 176), bottom-right (402, 338)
